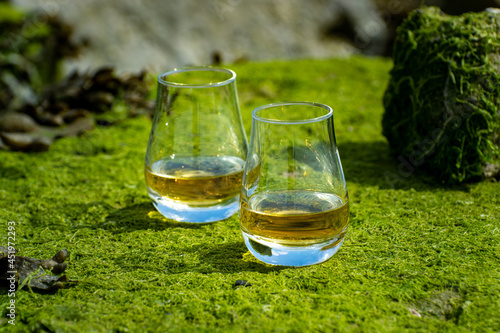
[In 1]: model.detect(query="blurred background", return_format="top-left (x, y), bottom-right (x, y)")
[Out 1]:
top-left (1, 0), bottom-right (499, 151)
top-left (9, 0), bottom-right (500, 74)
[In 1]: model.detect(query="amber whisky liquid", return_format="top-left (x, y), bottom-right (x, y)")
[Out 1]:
top-left (240, 190), bottom-right (349, 246)
top-left (145, 156), bottom-right (245, 206)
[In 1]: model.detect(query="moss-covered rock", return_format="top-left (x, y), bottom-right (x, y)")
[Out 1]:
top-left (382, 7), bottom-right (500, 184)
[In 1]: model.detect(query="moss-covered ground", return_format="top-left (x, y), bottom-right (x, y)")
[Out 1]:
top-left (1, 57), bottom-right (499, 332)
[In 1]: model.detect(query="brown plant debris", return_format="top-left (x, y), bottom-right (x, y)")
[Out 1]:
top-left (0, 246), bottom-right (71, 292)
top-left (0, 68), bottom-right (153, 152)
top-left (0, 3), bottom-right (153, 152)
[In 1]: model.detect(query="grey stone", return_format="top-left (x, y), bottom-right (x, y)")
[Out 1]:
top-left (13, 0), bottom-right (362, 73)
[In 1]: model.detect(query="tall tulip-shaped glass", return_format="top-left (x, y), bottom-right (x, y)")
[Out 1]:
top-left (145, 67), bottom-right (248, 223)
top-left (240, 102), bottom-right (349, 266)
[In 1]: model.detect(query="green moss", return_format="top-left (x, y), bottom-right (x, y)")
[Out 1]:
top-left (1, 57), bottom-right (499, 332)
top-left (383, 7), bottom-right (500, 184)
top-left (0, 4), bottom-right (25, 23)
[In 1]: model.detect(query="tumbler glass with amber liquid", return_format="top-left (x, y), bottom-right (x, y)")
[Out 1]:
top-left (240, 102), bottom-right (349, 266)
top-left (145, 67), bottom-right (248, 222)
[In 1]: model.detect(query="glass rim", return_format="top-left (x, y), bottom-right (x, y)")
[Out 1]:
top-left (157, 66), bottom-right (236, 88)
top-left (252, 102), bottom-right (333, 124)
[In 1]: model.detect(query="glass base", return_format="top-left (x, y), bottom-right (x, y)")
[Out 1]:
top-left (241, 231), bottom-right (346, 267)
top-left (148, 193), bottom-right (239, 223)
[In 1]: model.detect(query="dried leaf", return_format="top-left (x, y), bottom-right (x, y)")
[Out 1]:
top-left (55, 117), bottom-right (94, 139)
top-left (0, 247), bottom-right (71, 292)
top-left (0, 132), bottom-right (52, 152)
top-left (0, 112), bottom-right (38, 133)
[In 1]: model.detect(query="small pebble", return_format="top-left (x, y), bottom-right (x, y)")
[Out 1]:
top-left (234, 280), bottom-right (252, 287)
top-left (408, 308), bottom-right (421, 318)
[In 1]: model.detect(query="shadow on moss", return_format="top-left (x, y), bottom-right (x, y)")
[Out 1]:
top-left (188, 241), bottom-right (285, 274)
top-left (98, 202), bottom-right (204, 232)
top-left (105, 238), bottom-right (284, 275)
top-left (0, 164), bottom-right (27, 179)
top-left (340, 140), bottom-right (471, 192)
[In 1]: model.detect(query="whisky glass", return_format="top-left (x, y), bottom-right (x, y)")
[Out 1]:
top-left (145, 67), bottom-right (248, 223)
top-left (240, 102), bottom-right (349, 266)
